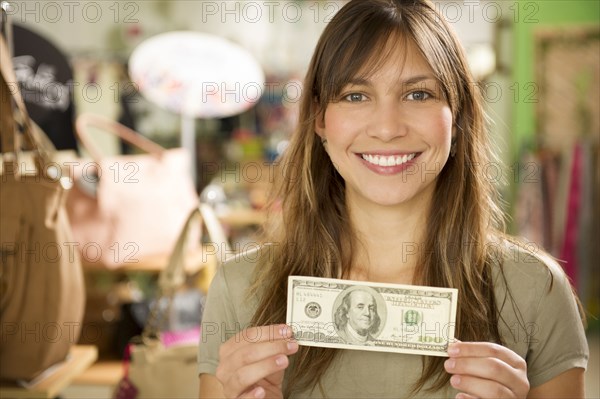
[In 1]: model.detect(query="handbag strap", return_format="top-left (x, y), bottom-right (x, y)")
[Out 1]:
top-left (158, 204), bottom-right (230, 294)
top-left (75, 113), bottom-right (166, 162)
top-left (0, 24), bottom-right (17, 155)
top-left (144, 204), bottom-right (230, 338)
top-left (0, 61), bottom-right (15, 155)
top-left (0, 35), bottom-right (53, 171)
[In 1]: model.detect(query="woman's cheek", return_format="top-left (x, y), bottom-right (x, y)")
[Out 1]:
top-left (325, 107), bottom-right (367, 136)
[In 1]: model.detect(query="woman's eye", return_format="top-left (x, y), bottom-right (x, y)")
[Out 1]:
top-left (407, 91), bottom-right (431, 101)
top-left (344, 93), bottom-right (365, 102)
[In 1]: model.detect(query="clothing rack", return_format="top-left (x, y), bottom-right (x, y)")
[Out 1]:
top-left (514, 138), bottom-right (600, 329)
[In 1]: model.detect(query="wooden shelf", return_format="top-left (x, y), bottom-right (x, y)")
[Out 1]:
top-left (0, 346), bottom-right (98, 399)
top-left (219, 208), bottom-right (265, 227)
top-left (82, 246), bottom-right (216, 273)
top-left (79, 209), bottom-right (263, 273)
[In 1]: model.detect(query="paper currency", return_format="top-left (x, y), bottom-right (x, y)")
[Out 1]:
top-left (286, 276), bottom-right (458, 357)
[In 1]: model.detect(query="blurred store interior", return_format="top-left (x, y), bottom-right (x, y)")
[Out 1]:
top-left (0, 0), bottom-right (598, 397)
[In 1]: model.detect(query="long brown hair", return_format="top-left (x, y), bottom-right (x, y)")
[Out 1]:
top-left (251, 0), bottom-right (508, 395)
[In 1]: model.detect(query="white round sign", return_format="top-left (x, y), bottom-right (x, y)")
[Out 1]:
top-left (129, 31), bottom-right (265, 118)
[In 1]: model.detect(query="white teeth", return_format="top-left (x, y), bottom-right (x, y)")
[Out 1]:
top-left (361, 153), bottom-right (417, 167)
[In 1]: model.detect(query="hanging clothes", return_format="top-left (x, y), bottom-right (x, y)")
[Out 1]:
top-left (560, 143), bottom-right (583, 285)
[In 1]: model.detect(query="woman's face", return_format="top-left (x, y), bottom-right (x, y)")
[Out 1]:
top-left (315, 39), bottom-right (453, 210)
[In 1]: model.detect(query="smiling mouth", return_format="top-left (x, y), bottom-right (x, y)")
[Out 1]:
top-left (360, 153), bottom-right (418, 167)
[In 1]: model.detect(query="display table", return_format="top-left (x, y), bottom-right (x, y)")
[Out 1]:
top-left (0, 346), bottom-right (98, 399)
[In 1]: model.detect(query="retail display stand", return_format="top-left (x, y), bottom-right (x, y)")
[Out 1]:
top-left (67, 209), bottom-right (264, 395)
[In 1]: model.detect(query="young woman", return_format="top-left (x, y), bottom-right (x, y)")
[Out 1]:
top-left (198, 0), bottom-right (588, 397)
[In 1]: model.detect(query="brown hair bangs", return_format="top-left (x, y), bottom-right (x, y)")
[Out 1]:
top-left (312, 4), bottom-right (410, 108)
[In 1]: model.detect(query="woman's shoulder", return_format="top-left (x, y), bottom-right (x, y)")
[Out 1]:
top-left (489, 238), bottom-right (577, 334)
top-left (218, 245), bottom-right (263, 284)
top-left (205, 245), bottom-right (269, 328)
top-left (213, 244), bottom-right (275, 298)
top-left (491, 238), bottom-right (588, 387)
top-left (492, 239), bottom-right (567, 292)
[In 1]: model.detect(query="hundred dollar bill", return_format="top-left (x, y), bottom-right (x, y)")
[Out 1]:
top-left (286, 276), bottom-right (458, 357)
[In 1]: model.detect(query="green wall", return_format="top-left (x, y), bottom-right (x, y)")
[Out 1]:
top-left (512, 0), bottom-right (599, 158)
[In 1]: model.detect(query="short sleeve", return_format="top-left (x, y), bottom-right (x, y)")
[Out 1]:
top-left (197, 252), bottom-right (259, 376)
top-left (197, 265), bottom-right (236, 376)
top-left (524, 260), bottom-right (589, 387)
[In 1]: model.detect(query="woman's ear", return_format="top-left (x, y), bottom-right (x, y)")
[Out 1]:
top-left (314, 105), bottom-right (326, 137)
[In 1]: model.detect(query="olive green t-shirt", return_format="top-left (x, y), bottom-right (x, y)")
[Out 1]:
top-left (198, 244), bottom-right (588, 398)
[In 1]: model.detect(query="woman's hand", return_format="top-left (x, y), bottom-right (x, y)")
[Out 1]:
top-left (444, 341), bottom-right (530, 399)
top-left (215, 324), bottom-right (299, 399)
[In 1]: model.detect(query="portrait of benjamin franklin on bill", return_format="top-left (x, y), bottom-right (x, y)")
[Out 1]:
top-left (333, 287), bottom-right (385, 345)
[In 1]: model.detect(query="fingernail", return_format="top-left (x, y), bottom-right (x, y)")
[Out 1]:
top-left (450, 375), bottom-right (461, 386)
top-left (447, 344), bottom-right (459, 356)
top-left (275, 355), bottom-right (288, 367)
top-left (287, 341), bottom-right (298, 351)
top-left (444, 359), bottom-right (455, 370)
top-left (254, 386), bottom-right (265, 399)
top-left (280, 325), bottom-right (290, 337)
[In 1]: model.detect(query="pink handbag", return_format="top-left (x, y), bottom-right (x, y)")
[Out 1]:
top-left (67, 114), bottom-right (199, 268)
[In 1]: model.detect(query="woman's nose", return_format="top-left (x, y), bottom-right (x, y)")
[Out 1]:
top-left (366, 101), bottom-right (408, 141)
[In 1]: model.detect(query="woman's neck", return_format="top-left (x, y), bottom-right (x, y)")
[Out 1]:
top-left (346, 188), bottom-right (432, 285)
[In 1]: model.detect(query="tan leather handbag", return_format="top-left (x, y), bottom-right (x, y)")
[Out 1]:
top-left (66, 113), bottom-right (199, 268)
top-left (0, 36), bottom-right (85, 381)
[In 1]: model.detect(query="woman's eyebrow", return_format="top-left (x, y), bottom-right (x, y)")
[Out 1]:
top-left (403, 75), bottom-right (437, 85)
top-left (345, 75), bottom-right (437, 87)
top-left (345, 78), bottom-right (371, 87)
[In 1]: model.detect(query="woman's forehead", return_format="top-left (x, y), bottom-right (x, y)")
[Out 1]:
top-left (350, 37), bottom-right (435, 85)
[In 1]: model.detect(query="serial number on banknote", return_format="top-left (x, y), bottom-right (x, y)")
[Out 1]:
top-left (286, 276), bottom-right (458, 357)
